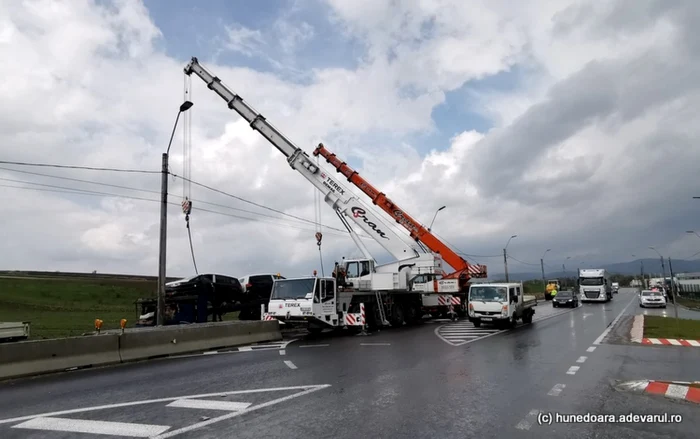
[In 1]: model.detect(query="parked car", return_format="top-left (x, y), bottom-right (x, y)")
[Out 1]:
top-left (638, 290), bottom-right (667, 308)
top-left (552, 290), bottom-right (579, 308)
top-left (237, 273), bottom-right (286, 320)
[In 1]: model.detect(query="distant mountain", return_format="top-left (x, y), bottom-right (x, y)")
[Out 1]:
top-left (488, 259), bottom-right (700, 281)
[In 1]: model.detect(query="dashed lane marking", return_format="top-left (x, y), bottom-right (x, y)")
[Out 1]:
top-left (566, 366), bottom-right (580, 375)
top-left (548, 384), bottom-right (566, 396)
top-left (576, 356), bottom-right (587, 363)
top-left (360, 343), bottom-right (391, 346)
top-left (586, 346), bottom-right (597, 352)
top-left (284, 360), bottom-right (298, 370)
top-left (515, 409), bottom-right (541, 430)
top-left (279, 350), bottom-right (286, 356)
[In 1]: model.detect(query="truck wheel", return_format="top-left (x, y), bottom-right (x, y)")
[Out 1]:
top-left (522, 311), bottom-right (533, 324)
top-left (508, 316), bottom-right (517, 329)
top-left (405, 303), bottom-right (422, 325)
top-left (389, 303), bottom-right (405, 327)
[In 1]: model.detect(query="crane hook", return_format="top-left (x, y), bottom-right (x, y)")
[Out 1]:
top-left (315, 232), bottom-right (323, 247)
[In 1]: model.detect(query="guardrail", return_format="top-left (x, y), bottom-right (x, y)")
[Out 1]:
top-left (0, 320), bottom-right (281, 380)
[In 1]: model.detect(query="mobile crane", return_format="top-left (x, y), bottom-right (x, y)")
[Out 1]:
top-left (313, 143), bottom-right (488, 316)
top-left (183, 57), bottom-right (460, 330)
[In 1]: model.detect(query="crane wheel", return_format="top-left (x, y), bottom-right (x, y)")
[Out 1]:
top-left (389, 303), bottom-right (405, 327)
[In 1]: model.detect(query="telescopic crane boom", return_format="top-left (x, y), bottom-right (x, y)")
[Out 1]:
top-left (183, 57), bottom-right (420, 262)
top-left (313, 143), bottom-right (488, 282)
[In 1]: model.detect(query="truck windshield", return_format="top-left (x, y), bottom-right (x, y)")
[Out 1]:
top-left (580, 277), bottom-right (604, 286)
top-left (470, 286), bottom-right (507, 302)
top-left (271, 278), bottom-right (315, 300)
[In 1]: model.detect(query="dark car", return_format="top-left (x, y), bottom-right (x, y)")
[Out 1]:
top-left (165, 274), bottom-right (244, 321)
top-left (237, 273), bottom-right (286, 320)
top-left (552, 290), bottom-right (579, 308)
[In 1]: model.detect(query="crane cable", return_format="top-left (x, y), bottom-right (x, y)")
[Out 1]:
top-left (183, 74), bottom-right (198, 274)
top-left (314, 155), bottom-right (324, 277)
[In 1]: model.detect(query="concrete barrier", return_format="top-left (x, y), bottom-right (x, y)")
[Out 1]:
top-left (0, 334), bottom-right (121, 380)
top-left (118, 320), bottom-right (281, 362)
top-left (0, 320), bottom-right (282, 380)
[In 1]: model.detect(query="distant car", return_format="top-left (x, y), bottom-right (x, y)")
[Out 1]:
top-left (552, 290), bottom-right (579, 308)
top-left (638, 290), bottom-right (666, 308)
top-left (612, 282), bottom-right (619, 294)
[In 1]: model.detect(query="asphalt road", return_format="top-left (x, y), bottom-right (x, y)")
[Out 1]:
top-left (0, 288), bottom-right (697, 438)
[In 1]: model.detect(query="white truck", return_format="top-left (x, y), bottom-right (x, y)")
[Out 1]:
top-left (184, 57), bottom-right (471, 328)
top-left (611, 282), bottom-right (619, 294)
top-left (0, 322), bottom-right (30, 342)
top-left (467, 282), bottom-right (536, 329)
top-left (578, 268), bottom-right (612, 302)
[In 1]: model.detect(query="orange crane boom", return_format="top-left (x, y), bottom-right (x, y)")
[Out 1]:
top-left (313, 143), bottom-right (487, 283)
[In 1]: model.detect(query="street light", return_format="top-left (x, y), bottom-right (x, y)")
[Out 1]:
top-left (503, 234), bottom-right (517, 282)
top-left (428, 205), bottom-right (446, 231)
top-left (157, 100), bottom-right (194, 326)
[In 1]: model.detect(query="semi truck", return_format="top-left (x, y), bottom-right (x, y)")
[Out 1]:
top-left (183, 57), bottom-right (487, 330)
top-left (578, 268), bottom-right (613, 302)
top-left (467, 282), bottom-right (536, 328)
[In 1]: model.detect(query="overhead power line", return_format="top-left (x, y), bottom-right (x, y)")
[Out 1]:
top-left (0, 181), bottom-right (361, 239)
top-left (0, 165), bottom-right (348, 232)
top-left (0, 160), bottom-right (159, 174)
top-left (507, 254), bottom-right (540, 266)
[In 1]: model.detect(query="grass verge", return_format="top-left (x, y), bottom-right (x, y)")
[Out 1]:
top-left (0, 276), bottom-right (156, 339)
top-left (643, 315), bottom-right (700, 340)
top-left (677, 297), bottom-right (700, 311)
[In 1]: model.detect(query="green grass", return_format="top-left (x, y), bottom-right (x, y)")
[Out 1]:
top-left (643, 315), bottom-right (700, 340)
top-left (0, 276), bottom-right (157, 339)
top-left (677, 297), bottom-right (700, 311)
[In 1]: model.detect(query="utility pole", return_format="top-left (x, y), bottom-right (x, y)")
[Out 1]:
top-left (668, 257), bottom-right (679, 319)
top-left (541, 248), bottom-right (550, 297)
top-left (503, 235), bottom-right (517, 282)
top-left (157, 100), bottom-right (194, 326)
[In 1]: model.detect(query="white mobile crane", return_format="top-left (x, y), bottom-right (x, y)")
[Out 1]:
top-left (183, 57), bottom-right (460, 330)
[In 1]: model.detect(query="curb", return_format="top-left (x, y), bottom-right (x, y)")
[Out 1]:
top-left (641, 338), bottom-right (700, 346)
top-left (615, 380), bottom-right (700, 404)
top-left (630, 313), bottom-right (700, 346)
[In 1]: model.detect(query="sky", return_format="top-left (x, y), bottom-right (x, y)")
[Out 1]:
top-left (1, 0), bottom-right (699, 279)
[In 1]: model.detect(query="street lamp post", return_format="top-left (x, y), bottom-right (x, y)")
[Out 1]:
top-left (503, 235), bottom-right (517, 282)
top-left (428, 206), bottom-right (446, 231)
top-left (541, 248), bottom-right (551, 298)
top-left (157, 100), bottom-right (194, 326)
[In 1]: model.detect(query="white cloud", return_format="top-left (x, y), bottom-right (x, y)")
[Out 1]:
top-left (0, 0), bottom-right (699, 282)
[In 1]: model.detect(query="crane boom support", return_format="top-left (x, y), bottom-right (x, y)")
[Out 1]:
top-left (183, 57), bottom-right (420, 262)
top-left (313, 143), bottom-right (487, 279)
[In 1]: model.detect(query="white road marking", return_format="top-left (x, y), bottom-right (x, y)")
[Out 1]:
top-left (548, 384), bottom-right (566, 396)
top-left (202, 351), bottom-right (218, 355)
top-left (152, 385), bottom-right (331, 439)
top-left (566, 366), bottom-right (580, 375)
top-left (592, 294), bottom-right (636, 345)
top-left (279, 349), bottom-right (286, 356)
top-left (0, 385), bottom-right (330, 426)
top-left (360, 343), bottom-right (391, 346)
top-left (284, 360), bottom-right (297, 369)
top-left (166, 399), bottom-right (251, 411)
top-left (298, 344), bottom-right (330, 348)
top-left (11, 417), bottom-right (170, 437)
top-left (665, 384), bottom-right (690, 400)
top-left (515, 409), bottom-right (541, 430)
top-left (586, 346), bottom-right (597, 352)
top-left (435, 320), bottom-right (506, 346)
top-left (576, 356), bottom-right (587, 363)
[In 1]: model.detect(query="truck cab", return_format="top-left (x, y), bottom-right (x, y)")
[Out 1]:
top-left (267, 276), bottom-right (340, 331)
top-left (578, 269), bottom-right (612, 302)
top-left (467, 282), bottom-right (536, 328)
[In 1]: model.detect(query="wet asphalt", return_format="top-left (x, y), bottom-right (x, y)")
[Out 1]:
top-left (0, 288), bottom-right (697, 438)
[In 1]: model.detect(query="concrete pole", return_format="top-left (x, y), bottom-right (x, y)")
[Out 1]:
top-left (503, 248), bottom-right (509, 282)
top-left (157, 152), bottom-right (169, 326)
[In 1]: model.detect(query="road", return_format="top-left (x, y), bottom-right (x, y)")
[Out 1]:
top-left (0, 288), bottom-right (697, 438)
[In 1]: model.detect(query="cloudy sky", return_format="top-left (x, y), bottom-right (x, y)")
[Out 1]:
top-left (1, 0), bottom-right (699, 279)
